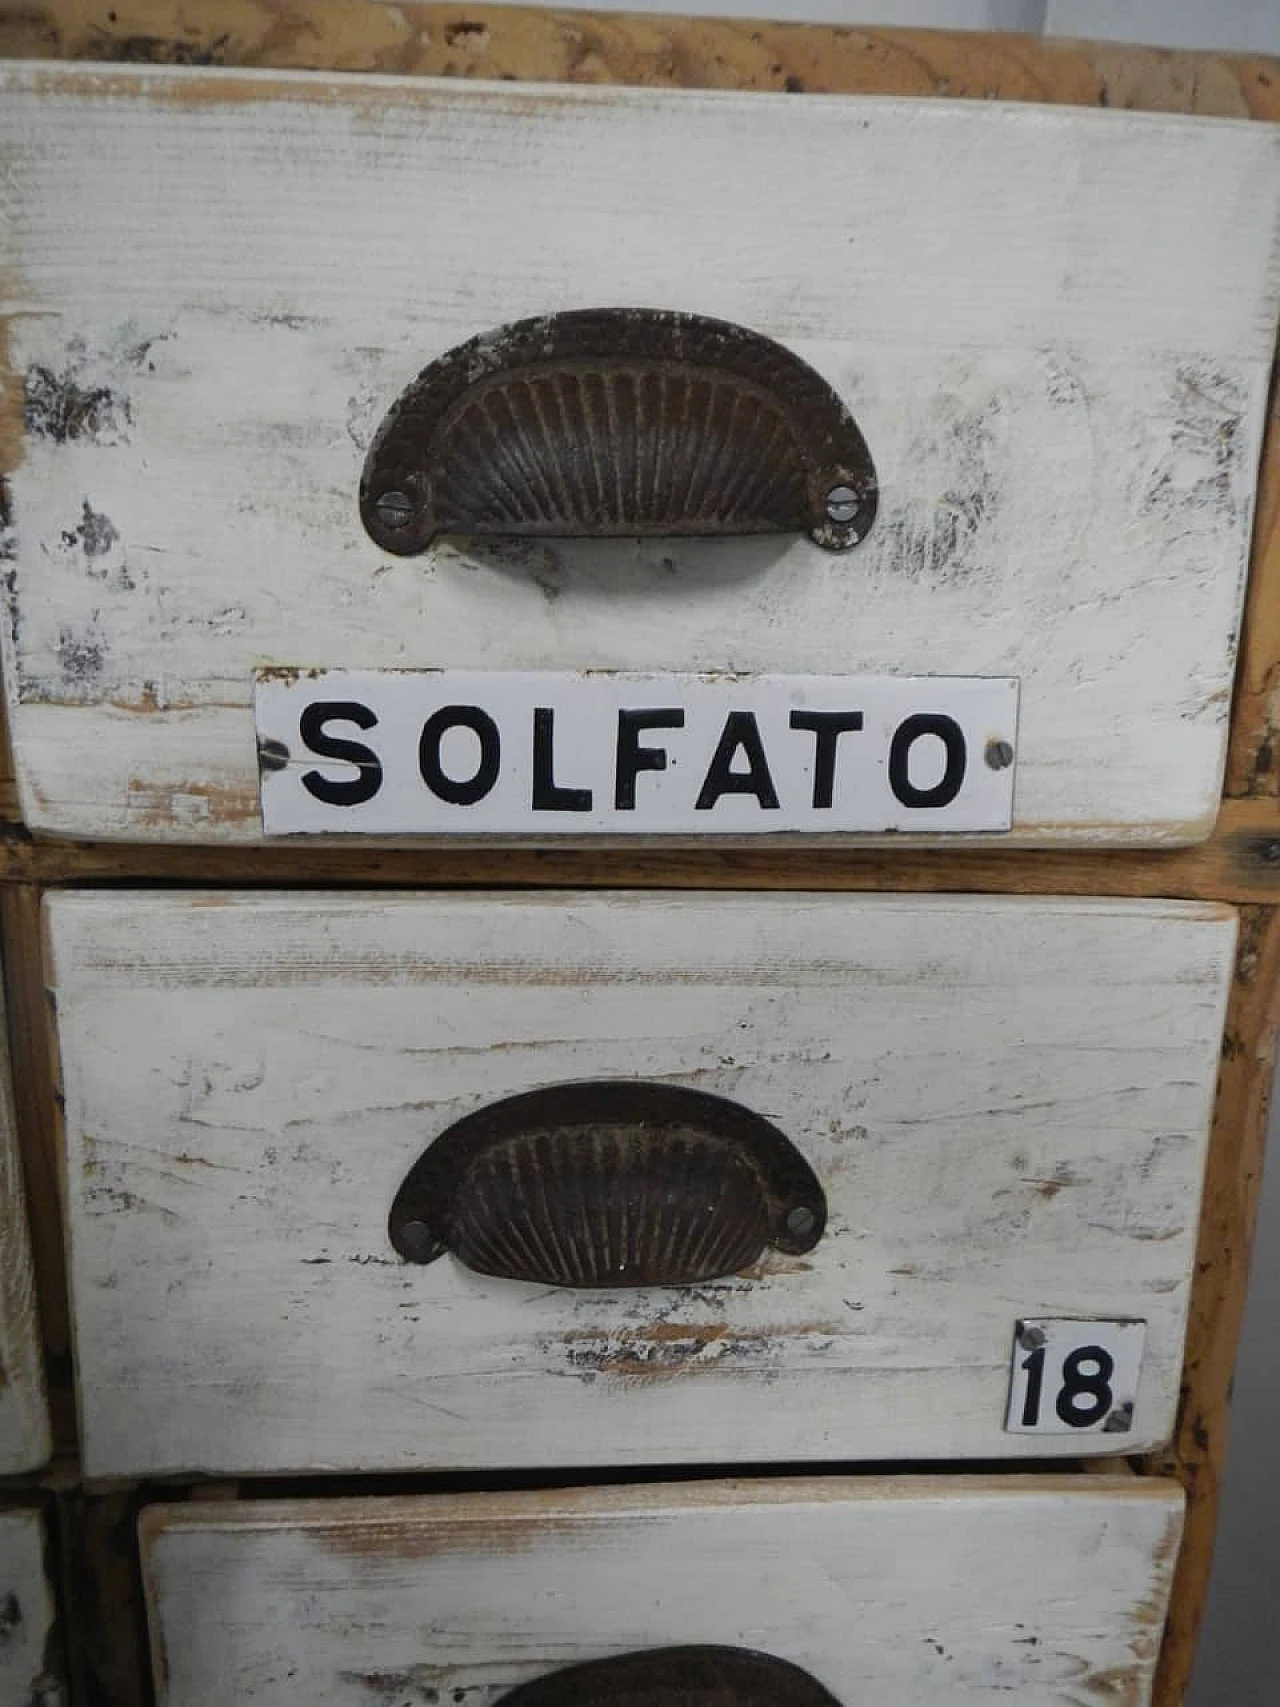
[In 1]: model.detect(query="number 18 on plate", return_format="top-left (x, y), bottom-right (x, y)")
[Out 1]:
top-left (1005, 1318), bottom-right (1146, 1436)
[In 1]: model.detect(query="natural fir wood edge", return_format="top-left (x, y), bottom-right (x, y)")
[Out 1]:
top-left (1227, 362), bottom-right (1280, 801)
top-left (0, 795), bottom-right (1269, 901)
top-left (0, 0), bottom-right (1278, 120)
top-left (1146, 904), bottom-right (1280, 1705)
top-left (0, 885), bottom-right (75, 1458)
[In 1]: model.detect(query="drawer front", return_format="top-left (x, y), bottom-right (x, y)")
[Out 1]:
top-left (3, 68), bottom-right (1278, 844)
top-left (0, 1510), bottom-right (57, 1706)
top-left (0, 959), bottom-right (50, 1475)
top-left (140, 1476), bottom-right (1183, 1707)
top-left (48, 891), bottom-right (1233, 1476)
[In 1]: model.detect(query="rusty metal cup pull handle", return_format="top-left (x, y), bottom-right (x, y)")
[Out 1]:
top-left (389, 1081), bottom-right (827, 1288)
top-left (492, 1647), bottom-right (843, 1706)
top-left (360, 309), bottom-right (878, 555)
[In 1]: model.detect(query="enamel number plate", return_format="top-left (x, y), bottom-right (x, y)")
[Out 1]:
top-left (255, 670), bottom-right (1018, 836)
top-left (1005, 1319), bottom-right (1148, 1437)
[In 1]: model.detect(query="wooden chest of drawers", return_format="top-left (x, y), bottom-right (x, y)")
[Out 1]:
top-left (0, 7), bottom-right (1278, 1707)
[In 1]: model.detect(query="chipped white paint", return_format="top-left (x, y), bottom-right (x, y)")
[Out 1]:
top-left (2, 67), bottom-right (1278, 844)
top-left (0, 1510), bottom-right (56, 1705)
top-left (0, 960), bottom-right (50, 1475)
top-left (47, 890), bottom-right (1234, 1477)
top-left (140, 1476), bottom-right (1184, 1707)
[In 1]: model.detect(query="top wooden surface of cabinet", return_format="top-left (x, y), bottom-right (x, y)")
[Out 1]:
top-left (0, 61), bottom-right (1278, 846)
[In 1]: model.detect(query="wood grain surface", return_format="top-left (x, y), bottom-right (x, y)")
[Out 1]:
top-left (46, 890), bottom-right (1234, 1477)
top-left (1151, 902), bottom-right (1280, 1704)
top-left (0, 11), bottom-right (1276, 1706)
top-left (139, 1475), bottom-right (1184, 1707)
top-left (0, 2), bottom-right (1274, 118)
top-left (0, 939), bottom-right (49, 1474)
top-left (2, 63), bottom-right (1276, 845)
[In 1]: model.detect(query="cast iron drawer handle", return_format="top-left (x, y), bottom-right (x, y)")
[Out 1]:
top-left (493, 1647), bottom-right (841, 1706)
top-left (360, 309), bottom-right (878, 555)
top-left (388, 1081), bottom-right (826, 1287)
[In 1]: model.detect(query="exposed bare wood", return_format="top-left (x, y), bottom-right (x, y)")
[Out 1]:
top-left (54, 1486), bottom-right (151, 1707)
top-left (0, 887), bottom-right (74, 1456)
top-left (1228, 364), bottom-right (1280, 799)
top-left (0, 2), bottom-right (1277, 119)
top-left (0, 931), bottom-right (49, 1472)
top-left (1149, 905), bottom-right (1280, 1704)
top-left (0, 794), bottom-right (1271, 901)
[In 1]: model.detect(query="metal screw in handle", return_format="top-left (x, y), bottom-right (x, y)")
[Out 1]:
top-left (375, 490), bottom-right (415, 530)
top-left (825, 485), bottom-right (860, 524)
top-left (786, 1204), bottom-right (817, 1242)
top-left (398, 1219), bottom-right (436, 1263)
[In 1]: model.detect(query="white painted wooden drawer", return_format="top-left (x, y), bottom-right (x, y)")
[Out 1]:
top-left (140, 1476), bottom-right (1182, 1707)
top-left (48, 890), bottom-right (1233, 1477)
top-left (0, 1510), bottom-right (58, 1706)
top-left (0, 957), bottom-right (50, 1476)
top-left (3, 67), bottom-right (1279, 845)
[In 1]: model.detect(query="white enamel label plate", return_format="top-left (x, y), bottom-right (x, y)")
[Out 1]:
top-left (255, 670), bottom-right (1018, 835)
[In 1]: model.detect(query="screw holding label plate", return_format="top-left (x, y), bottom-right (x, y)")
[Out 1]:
top-left (985, 738), bottom-right (1015, 771)
top-left (1103, 1402), bottom-right (1135, 1434)
top-left (257, 737), bottom-right (290, 774)
top-left (375, 490), bottom-right (415, 530)
top-left (1018, 1323), bottom-right (1048, 1352)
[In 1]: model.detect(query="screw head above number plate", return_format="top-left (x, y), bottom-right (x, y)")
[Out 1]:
top-left (1005, 1318), bottom-right (1147, 1436)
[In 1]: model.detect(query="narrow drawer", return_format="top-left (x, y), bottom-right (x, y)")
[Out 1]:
top-left (0, 954), bottom-right (50, 1475)
top-left (0, 1509), bottom-right (58, 1706)
top-left (2, 68), bottom-right (1278, 844)
top-left (47, 891), bottom-right (1233, 1477)
top-left (140, 1475), bottom-right (1183, 1707)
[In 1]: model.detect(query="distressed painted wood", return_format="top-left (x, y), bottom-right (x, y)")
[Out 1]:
top-left (139, 1475), bottom-right (1184, 1707)
top-left (0, 1509), bottom-right (57, 1706)
top-left (46, 890), bottom-right (1234, 1477)
top-left (2, 69), bottom-right (1278, 845)
top-left (0, 945), bottom-right (49, 1475)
